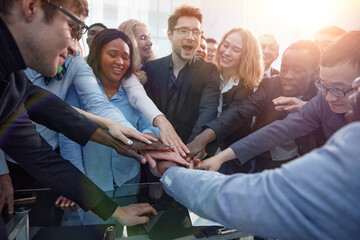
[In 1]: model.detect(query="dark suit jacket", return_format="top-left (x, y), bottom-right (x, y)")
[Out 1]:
top-left (144, 55), bottom-right (220, 143)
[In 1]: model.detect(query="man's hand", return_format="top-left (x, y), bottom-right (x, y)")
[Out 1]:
top-left (153, 115), bottom-right (190, 157)
top-left (55, 195), bottom-right (76, 207)
top-left (141, 150), bottom-right (190, 169)
top-left (186, 128), bottom-right (216, 161)
top-left (157, 160), bottom-right (179, 176)
top-left (90, 128), bottom-right (172, 164)
top-left (112, 204), bottom-right (157, 226)
top-left (0, 173), bottom-right (14, 214)
top-left (272, 97), bottom-right (307, 112)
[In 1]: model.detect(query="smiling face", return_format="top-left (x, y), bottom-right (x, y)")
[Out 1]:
top-left (259, 35), bottom-right (279, 71)
top-left (319, 62), bottom-right (358, 113)
top-left (206, 42), bottom-right (218, 62)
top-left (218, 32), bottom-right (243, 75)
top-left (280, 49), bottom-right (316, 97)
top-left (168, 16), bottom-right (201, 63)
top-left (23, 3), bottom-right (84, 76)
top-left (134, 25), bottom-right (152, 63)
top-left (195, 38), bottom-right (207, 59)
top-left (99, 38), bottom-right (131, 85)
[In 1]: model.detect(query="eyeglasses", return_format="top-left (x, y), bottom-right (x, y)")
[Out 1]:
top-left (315, 80), bottom-right (354, 98)
top-left (173, 27), bottom-right (203, 38)
top-left (46, 0), bottom-right (88, 41)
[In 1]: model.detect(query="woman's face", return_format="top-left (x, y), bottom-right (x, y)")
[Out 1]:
top-left (219, 32), bottom-right (243, 74)
top-left (100, 38), bottom-right (131, 83)
top-left (134, 25), bottom-right (152, 62)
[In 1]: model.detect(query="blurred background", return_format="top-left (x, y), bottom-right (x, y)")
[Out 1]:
top-left (81, 0), bottom-right (360, 69)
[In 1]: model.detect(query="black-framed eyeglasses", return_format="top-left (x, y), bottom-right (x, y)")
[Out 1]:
top-left (315, 80), bottom-right (354, 98)
top-left (173, 27), bottom-right (203, 38)
top-left (46, 0), bottom-right (88, 41)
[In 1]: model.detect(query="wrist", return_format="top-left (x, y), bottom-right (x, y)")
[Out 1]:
top-left (194, 128), bottom-right (216, 147)
top-left (153, 115), bottom-right (167, 127)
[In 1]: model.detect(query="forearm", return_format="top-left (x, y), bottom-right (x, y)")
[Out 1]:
top-left (191, 128), bottom-right (217, 149)
top-left (73, 107), bottom-right (113, 130)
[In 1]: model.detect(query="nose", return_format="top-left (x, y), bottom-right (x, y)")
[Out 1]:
top-left (146, 38), bottom-right (152, 46)
top-left (68, 40), bottom-right (78, 56)
top-left (116, 57), bottom-right (124, 65)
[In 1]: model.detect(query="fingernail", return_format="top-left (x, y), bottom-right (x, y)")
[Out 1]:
top-left (127, 140), bottom-right (133, 145)
top-left (148, 140), bottom-right (152, 144)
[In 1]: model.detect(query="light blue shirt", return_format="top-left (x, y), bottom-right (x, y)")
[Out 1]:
top-left (0, 54), bottom-right (134, 174)
top-left (161, 122), bottom-right (360, 240)
top-left (59, 80), bottom-right (159, 191)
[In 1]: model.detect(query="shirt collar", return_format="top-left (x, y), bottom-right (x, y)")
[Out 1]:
top-left (220, 74), bottom-right (240, 94)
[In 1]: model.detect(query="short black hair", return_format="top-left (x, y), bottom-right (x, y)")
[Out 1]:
top-left (321, 31), bottom-right (360, 71)
top-left (283, 40), bottom-right (320, 69)
top-left (206, 38), bottom-right (217, 44)
top-left (89, 23), bottom-right (107, 30)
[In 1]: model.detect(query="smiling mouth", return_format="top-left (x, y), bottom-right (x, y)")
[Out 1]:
top-left (112, 67), bottom-right (124, 73)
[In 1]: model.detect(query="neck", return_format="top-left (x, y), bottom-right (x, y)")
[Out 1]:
top-left (171, 52), bottom-right (189, 77)
top-left (100, 76), bottom-right (121, 98)
top-left (221, 68), bottom-right (236, 83)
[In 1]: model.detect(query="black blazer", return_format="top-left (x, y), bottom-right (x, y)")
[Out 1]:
top-left (145, 55), bottom-right (220, 143)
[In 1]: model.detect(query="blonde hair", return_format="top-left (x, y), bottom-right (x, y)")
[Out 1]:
top-left (216, 28), bottom-right (264, 89)
top-left (118, 19), bottom-right (155, 84)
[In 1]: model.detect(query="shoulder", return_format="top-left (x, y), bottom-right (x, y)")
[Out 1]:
top-left (145, 55), bottom-right (170, 69)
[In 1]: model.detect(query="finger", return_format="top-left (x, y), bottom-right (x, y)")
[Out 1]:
top-left (173, 140), bottom-right (187, 157)
top-left (65, 199), bottom-right (72, 207)
top-left (139, 204), bottom-right (157, 216)
top-left (7, 195), bottom-right (14, 214)
top-left (274, 106), bottom-right (287, 111)
top-left (55, 196), bottom-right (63, 205)
top-left (127, 150), bottom-right (146, 164)
top-left (70, 201), bottom-right (76, 207)
top-left (178, 140), bottom-right (190, 155)
top-left (146, 153), bottom-right (157, 169)
top-left (124, 130), bottom-right (153, 144)
top-left (115, 133), bottom-right (136, 146)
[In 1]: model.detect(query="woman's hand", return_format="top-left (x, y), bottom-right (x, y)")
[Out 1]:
top-left (153, 115), bottom-right (190, 157)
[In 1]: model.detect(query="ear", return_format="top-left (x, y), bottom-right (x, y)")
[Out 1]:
top-left (22, 0), bottom-right (41, 22)
top-left (167, 29), bottom-right (172, 41)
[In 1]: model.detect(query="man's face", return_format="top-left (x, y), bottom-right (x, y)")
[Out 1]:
top-left (87, 25), bottom-right (106, 47)
top-left (260, 36), bottom-right (279, 71)
top-left (319, 62), bottom-right (358, 113)
top-left (195, 38), bottom-right (207, 59)
top-left (346, 77), bottom-right (360, 122)
top-left (24, 2), bottom-right (83, 76)
top-left (134, 25), bottom-right (153, 63)
top-left (314, 33), bottom-right (338, 54)
top-left (280, 49), bottom-right (316, 97)
top-left (168, 16), bottom-right (201, 62)
top-left (206, 42), bottom-right (217, 62)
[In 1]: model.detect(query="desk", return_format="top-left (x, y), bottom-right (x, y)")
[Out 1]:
top-left (4, 183), bottom-right (250, 240)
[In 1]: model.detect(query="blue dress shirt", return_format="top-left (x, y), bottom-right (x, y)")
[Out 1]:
top-left (161, 122), bottom-right (360, 240)
top-left (59, 80), bottom-right (159, 191)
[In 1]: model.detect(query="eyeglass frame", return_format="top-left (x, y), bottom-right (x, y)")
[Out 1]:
top-left (172, 27), bottom-right (203, 38)
top-left (45, 0), bottom-right (89, 41)
top-left (315, 79), bottom-right (354, 98)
